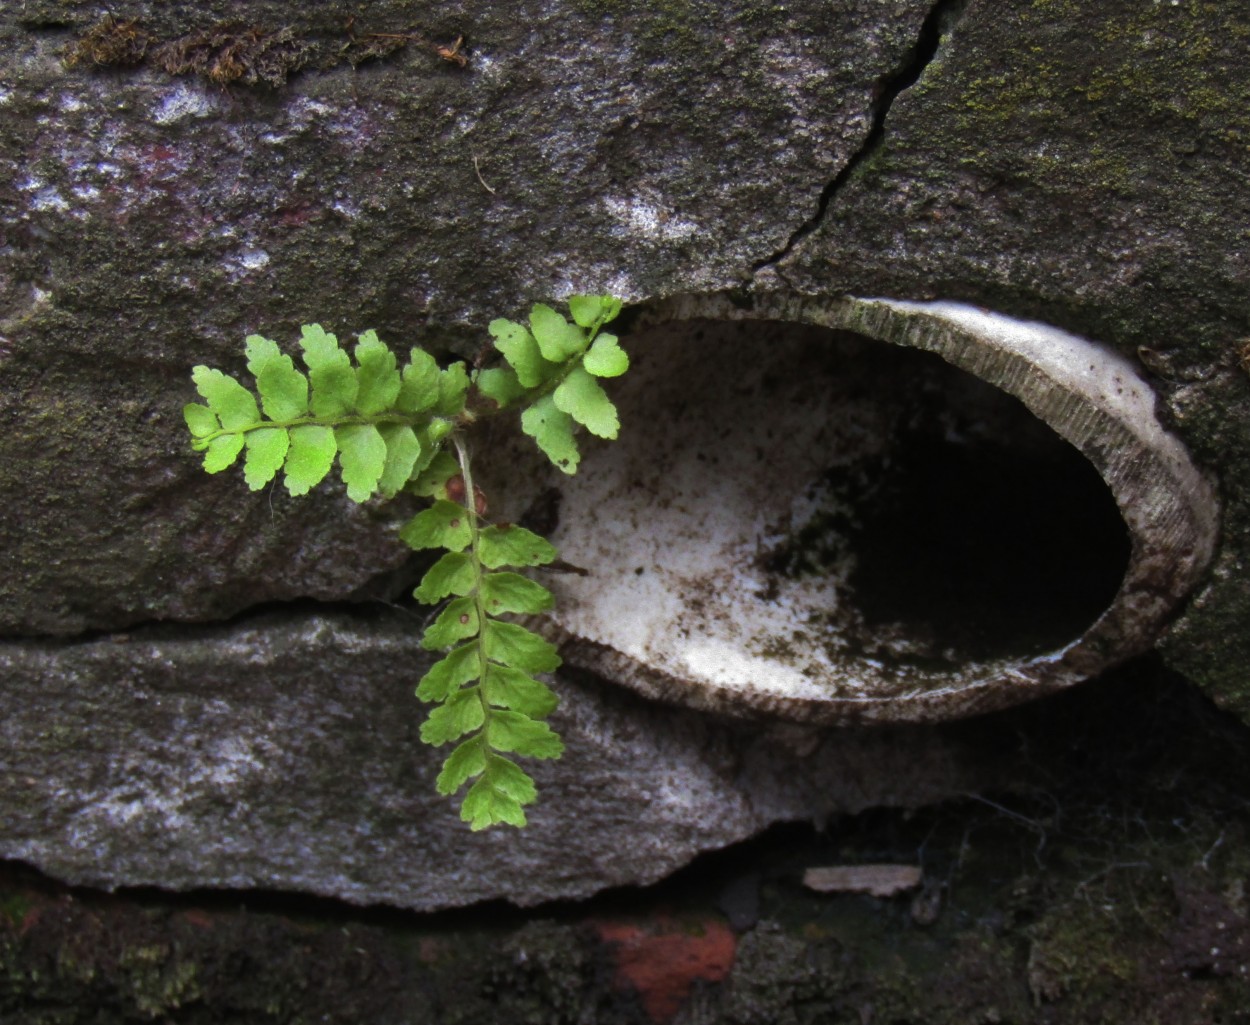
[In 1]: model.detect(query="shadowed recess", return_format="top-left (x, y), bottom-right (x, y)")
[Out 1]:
top-left (487, 303), bottom-right (1189, 722)
top-left (833, 362), bottom-right (1130, 660)
top-left (730, 332), bottom-right (1131, 663)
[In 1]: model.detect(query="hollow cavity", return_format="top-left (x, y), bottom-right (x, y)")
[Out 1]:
top-left (484, 296), bottom-right (1216, 724)
top-left (758, 339), bottom-right (1131, 662)
top-left (544, 320), bottom-right (1127, 678)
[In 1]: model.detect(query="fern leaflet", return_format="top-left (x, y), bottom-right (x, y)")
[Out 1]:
top-left (183, 295), bottom-right (627, 829)
top-left (408, 437), bottom-right (563, 829)
top-left (184, 326), bottom-right (465, 499)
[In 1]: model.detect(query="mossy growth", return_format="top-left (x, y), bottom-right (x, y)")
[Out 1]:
top-left (118, 945), bottom-right (201, 1017)
top-left (903, 0), bottom-right (1250, 197)
top-left (61, 15), bottom-right (152, 68)
top-left (62, 15), bottom-right (472, 85)
top-left (63, 16), bottom-right (308, 86)
top-left (0, 894), bottom-right (31, 931)
top-left (151, 25), bottom-right (309, 87)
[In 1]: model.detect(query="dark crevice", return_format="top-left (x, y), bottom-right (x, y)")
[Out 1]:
top-left (842, 423), bottom-right (1130, 660)
top-left (751, 0), bottom-right (970, 275)
top-left (0, 589), bottom-right (429, 650)
top-left (14, 21), bottom-right (76, 32)
top-left (0, 548), bottom-right (432, 647)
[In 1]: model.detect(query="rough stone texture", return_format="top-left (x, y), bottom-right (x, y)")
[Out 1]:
top-left (774, 0), bottom-right (1250, 718)
top-left (2, 0), bottom-right (1250, 915)
top-left (0, 609), bottom-right (986, 909)
top-left (5, 664), bottom-right (1250, 1024)
top-left (0, 0), bottom-right (931, 634)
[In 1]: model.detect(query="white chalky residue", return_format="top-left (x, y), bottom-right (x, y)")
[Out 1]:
top-left (151, 81), bottom-right (216, 124)
top-left (603, 195), bottom-right (700, 241)
top-left (55, 715), bottom-right (276, 847)
top-left (88, 792), bottom-right (194, 833)
top-left (261, 97), bottom-right (334, 146)
top-left (679, 637), bottom-right (817, 696)
top-left (471, 52), bottom-right (500, 77)
top-left (205, 735), bottom-right (266, 787)
top-left (31, 185), bottom-right (69, 212)
top-left (601, 271), bottom-right (639, 301)
top-left (223, 247), bottom-right (271, 279)
top-left (552, 268), bottom-right (641, 304)
top-left (289, 96), bottom-right (333, 123)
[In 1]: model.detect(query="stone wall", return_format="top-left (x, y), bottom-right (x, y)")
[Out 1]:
top-left (2, 0), bottom-right (1248, 909)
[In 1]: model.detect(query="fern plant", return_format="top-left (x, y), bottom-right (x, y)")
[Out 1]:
top-left (184, 295), bottom-right (627, 829)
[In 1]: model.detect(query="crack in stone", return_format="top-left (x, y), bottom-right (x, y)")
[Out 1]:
top-left (0, 595), bottom-right (422, 649)
top-left (751, 0), bottom-right (970, 278)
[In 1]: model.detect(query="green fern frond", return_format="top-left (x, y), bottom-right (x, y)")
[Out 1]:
top-left (183, 325), bottom-right (467, 501)
top-left (485, 294), bottom-right (626, 472)
top-left (410, 436), bottom-right (564, 830)
top-left (185, 295), bottom-right (629, 830)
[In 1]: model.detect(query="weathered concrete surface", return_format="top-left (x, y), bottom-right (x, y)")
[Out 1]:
top-left (0, 608), bottom-right (986, 909)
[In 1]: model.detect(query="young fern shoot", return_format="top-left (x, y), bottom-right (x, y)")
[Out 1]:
top-left (402, 435), bottom-right (565, 828)
top-left (183, 295), bottom-right (627, 829)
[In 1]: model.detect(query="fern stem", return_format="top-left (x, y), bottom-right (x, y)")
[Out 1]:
top-left (452, 434), bottom-right (494, 743)
top-left (198, 411), bottom-right (448, 444)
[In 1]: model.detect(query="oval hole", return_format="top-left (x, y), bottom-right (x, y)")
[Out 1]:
top-left (488, 316), bottom-right (1135, 707)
